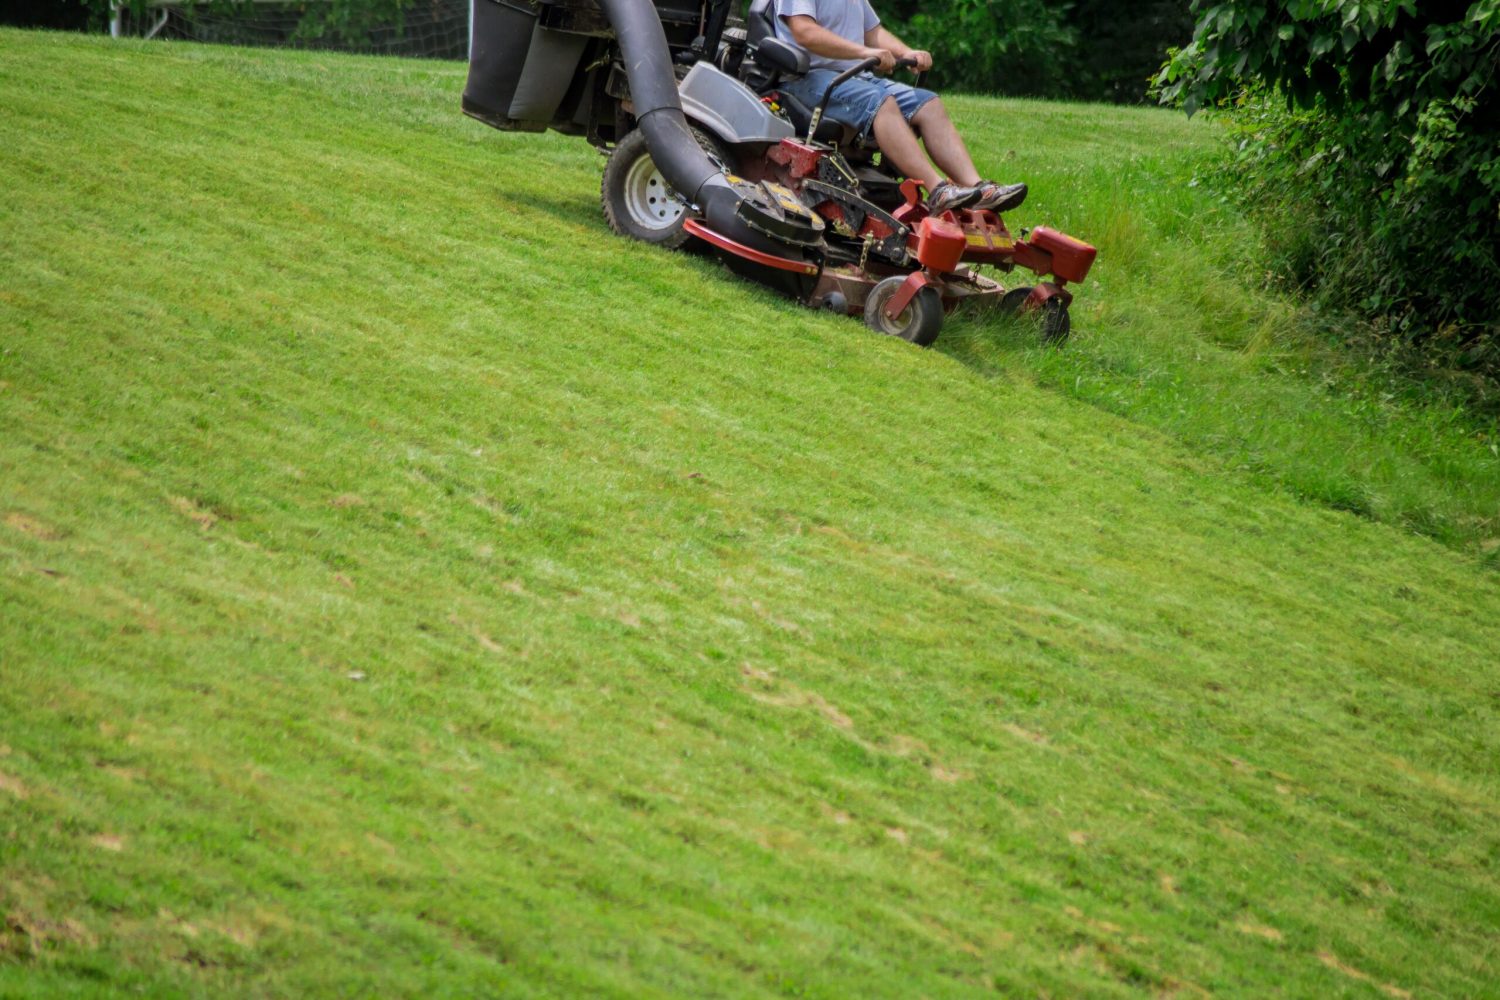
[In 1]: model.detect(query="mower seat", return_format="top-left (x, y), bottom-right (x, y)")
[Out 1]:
top-left (774, 89), bottom-right (848, 144)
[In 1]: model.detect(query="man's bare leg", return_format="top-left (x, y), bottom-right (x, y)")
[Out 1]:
top-left (911, 98), bottom-right (981, 187)
top-left (870, 97), bottom-right (942, 190)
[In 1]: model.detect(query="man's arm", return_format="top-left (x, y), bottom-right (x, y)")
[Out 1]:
top-left (866, 25), bottom-right (932, 73)
top-left (782, 13), bottom-right (896, 73)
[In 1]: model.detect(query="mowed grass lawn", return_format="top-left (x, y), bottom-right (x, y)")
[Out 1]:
top-left (2, 28), bottom-right (1499, 997)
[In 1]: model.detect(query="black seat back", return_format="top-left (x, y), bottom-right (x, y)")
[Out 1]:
top-left (747, 0), bottom-right (776, 46)
top-left (743, 0), bottom-right (809, 92)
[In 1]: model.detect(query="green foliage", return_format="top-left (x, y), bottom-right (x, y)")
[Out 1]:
top-left (1062, 0), bottom-right (1198, 102)
top-left (1157, 0), bottom-right (1500, 368)
top-left (1159, 0), bottom-right (1498, 118)
top-left (881, 0), bottom-right (1197, 101)
top-left (285, 0), bottom-right (414, 48)
top-left (879, 0), bottom-right (1076, 95)
top-left (82, 0), bottom-right (416, 49)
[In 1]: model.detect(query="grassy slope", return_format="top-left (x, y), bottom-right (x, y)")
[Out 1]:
top-left (2, 30), bottom-right (1498, 997)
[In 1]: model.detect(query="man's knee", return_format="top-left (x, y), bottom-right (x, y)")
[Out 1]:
top-left (912, 96), bottom-right (948, 130)
top-left (871, 96), bottom-right (913, 137)
top-left (873, 95), bottom-right (902, 123)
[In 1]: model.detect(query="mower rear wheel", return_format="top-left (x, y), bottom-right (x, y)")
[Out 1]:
top-left (601, 127), bottom-right (730, 249)
top-left (864, 275), bottom-right (943, 347)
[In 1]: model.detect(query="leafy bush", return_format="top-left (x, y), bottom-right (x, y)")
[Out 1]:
top-left (77, 0), bottom-right (416, 49)
top-left (882, 0), bottom-right (1196, 102)
top-left (878, 0), bottom-right (1076, 95)
top-left (1058, 0), bottom-right (1198, 102)
top-left (1157, 1), bottom-right (1500, 371)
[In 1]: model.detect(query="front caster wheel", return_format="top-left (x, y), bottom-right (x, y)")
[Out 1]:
top-left (1039, 298), bottom-right (1071, 345)
top-left (863, 275), bottom-right (943, 346)
top-left (994, 285), bottom-right (1070, 346)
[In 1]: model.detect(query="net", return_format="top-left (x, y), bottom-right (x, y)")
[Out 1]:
top-left (117, 0), bottom-right (470, 60)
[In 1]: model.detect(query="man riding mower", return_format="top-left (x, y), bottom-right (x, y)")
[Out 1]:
top-left (770, 0), bottom-right (1027, 217)
top-left (461, 0), bottom-right (1096, 346)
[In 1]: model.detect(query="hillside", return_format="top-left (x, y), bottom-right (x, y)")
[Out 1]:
top-left (2, 29), bottom-right (1498, 997)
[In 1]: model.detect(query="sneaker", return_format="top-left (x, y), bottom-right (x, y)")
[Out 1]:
top-left (925, 180), bottom-right (982, 214)
top-left (972, 181), bottom-right (1028, 212)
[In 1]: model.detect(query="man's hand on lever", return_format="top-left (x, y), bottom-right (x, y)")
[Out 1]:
top-left (863, 47), bottom-right (897, 73)
top-left (862, 49), bottom-right (930, 75)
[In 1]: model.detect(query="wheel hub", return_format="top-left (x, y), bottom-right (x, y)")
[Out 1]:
top-left (622, 156), bottom-right (686, 231)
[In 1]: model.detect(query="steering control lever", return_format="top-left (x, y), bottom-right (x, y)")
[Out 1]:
top-left (806, 55), bottom-right (918, 144)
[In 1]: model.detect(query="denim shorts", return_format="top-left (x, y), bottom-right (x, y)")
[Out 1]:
top-left (778, 70), bottom-right (938, 140)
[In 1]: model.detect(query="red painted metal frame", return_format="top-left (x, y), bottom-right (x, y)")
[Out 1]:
top-left (884, 270), bottom-right (934, 319)
top-left (1027, 281), bottom-right (1072, 308)
top-left (766, 138), bottom-right (824, 180)
top-left (889, 178), bottom-right (1097, 283)
top-left (682, 219), bottom-right (821, 276)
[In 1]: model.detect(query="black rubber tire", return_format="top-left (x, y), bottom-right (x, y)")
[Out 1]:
top-left (1040, 298), bottom-right (1071, 345)
top-left (991, 285), bottom-right (1070, 346)
top-left (996, 285), bottom-right (1034, 315)
top-left (863, 275), bottom-right (944, 346)
top-left (601, 127), bottom-right (730, 249)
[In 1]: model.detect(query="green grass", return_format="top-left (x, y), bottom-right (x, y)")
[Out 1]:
top-left (2, 29), bottom-right (1499, 997)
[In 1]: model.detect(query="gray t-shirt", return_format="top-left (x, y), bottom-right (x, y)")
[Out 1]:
top-left (773, 0), bottom-right (881, 72)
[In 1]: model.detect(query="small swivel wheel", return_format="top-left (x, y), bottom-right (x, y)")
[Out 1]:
top-left (1039, 298), bottom-right (1070, 345)
top-left (863, 275), bottom-right (943, 347)
top-left (995, 285), bottom-right (1070, 346)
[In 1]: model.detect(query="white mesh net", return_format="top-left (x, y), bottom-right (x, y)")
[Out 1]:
top-left (118, 0), bottom-right (470, 60)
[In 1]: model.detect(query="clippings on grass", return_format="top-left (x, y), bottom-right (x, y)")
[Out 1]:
top-left (1315, 950), bottom-right (1411, 999)
top-left (4, 512), bottom-right (62, 541)
top-left (97, 763), bottom-right (143, 783)
top-left (169, 496), bottom-right (217, 531)
top-left (1234, 921), bottom-right (1283, 942)
top-left (1064, 905), bottom-right (1123, 936)
top-left (741, 668), bottom-right (971, 781)
top-left (917, 914), bottom-right (985, 957)
top-left (449, 614), bottom-right (505, 653)
top-left (741, 669), bottom-right (854, 731)
top-left (2, 911), bottom-right (96, 959)
top-left (0, 771), bottom-right (29, 799)
top-left (817, 802), bottom-right (853, 826)
top-left (1002, 722), bottom-right (1050, 746)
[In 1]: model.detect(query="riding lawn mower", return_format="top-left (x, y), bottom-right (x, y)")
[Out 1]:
top-left (461, 0), bottom-right (1096, 346)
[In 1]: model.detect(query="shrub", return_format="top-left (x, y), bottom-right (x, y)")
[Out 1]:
top-left (881, 0), bottom-right (1196, 102)
top-left (1157, 1), bottom-right (1500, 371)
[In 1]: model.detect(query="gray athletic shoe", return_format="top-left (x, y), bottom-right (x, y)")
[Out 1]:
top-left (925, 180), bottom-right (982, 214)
top-left (972, 181), bottom-right (1027, 212)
